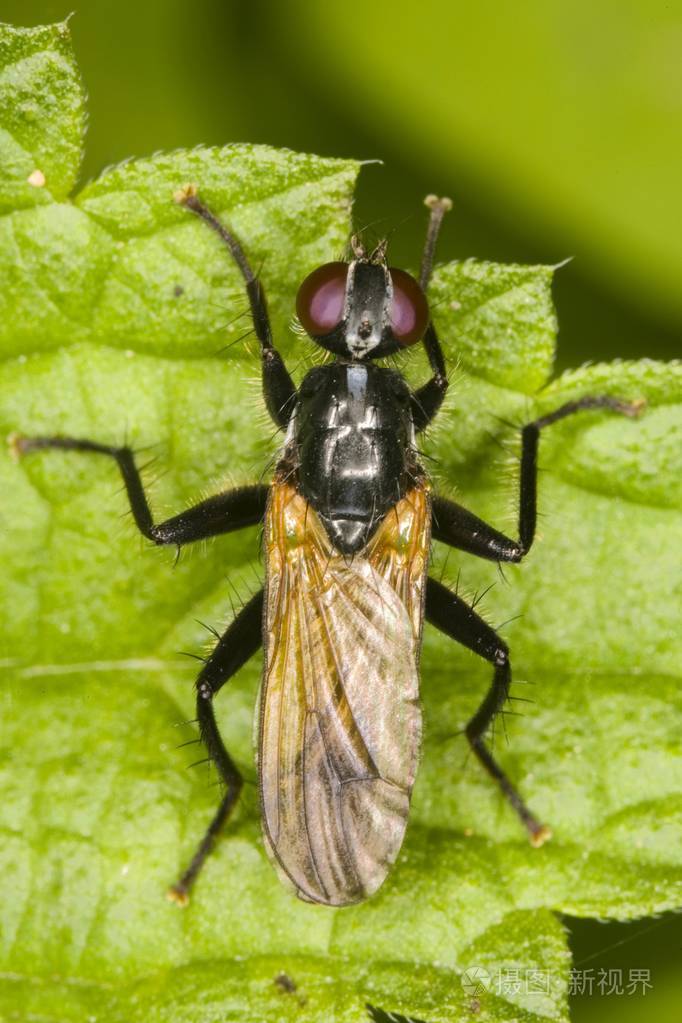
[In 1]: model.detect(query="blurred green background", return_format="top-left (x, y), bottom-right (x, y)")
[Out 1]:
top-left (2, 0), bottom-right (680, 1018)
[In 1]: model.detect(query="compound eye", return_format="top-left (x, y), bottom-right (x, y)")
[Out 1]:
top-left (388, 268), bottom-right (429, 346)
top-left (296, 261), bottom-right (349, 337)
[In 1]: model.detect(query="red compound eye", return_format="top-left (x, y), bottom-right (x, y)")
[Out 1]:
top-left (296, 262), bottom-right (349, 337)
top-left (388, 268), bottom-right (429, 346)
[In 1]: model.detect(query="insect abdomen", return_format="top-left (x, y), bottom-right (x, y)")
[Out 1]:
top-left (258, 480), bottom-right (430, 906)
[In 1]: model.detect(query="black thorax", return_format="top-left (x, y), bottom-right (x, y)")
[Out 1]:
top-left (289, 361), bottom-right (419, 554)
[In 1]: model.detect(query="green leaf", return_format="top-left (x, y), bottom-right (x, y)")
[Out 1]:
top-left (0, 20), bottom-right (85, 211)
top-left (427, 259), bottom-right (558, 393)
top-left (0, 142), bottom-right (357, 360)
top-left (1, 19), bottom-right (681, 1023)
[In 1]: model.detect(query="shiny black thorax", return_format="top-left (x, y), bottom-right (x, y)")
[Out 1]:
top-left (290, 361), bottom-right (417, 554)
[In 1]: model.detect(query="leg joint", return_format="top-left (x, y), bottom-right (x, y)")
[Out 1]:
top-left (464, 720), bottom-right (479, 743)
top-left (149, 523), bottom-right (174, 546)
top-left (494, 642), bottom-right (510, 669)
top-left (107, 443), bottom-right (133, 462)
top-left (197, 680), bottom-right (213, 702)
top-left (503, 545), bottom-right (525, 564)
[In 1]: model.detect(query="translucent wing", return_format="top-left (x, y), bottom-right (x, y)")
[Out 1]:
top-left (258, 480), bottom-right (430, 906)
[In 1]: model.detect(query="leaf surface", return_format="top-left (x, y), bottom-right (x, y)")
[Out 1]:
top-left (1, 20), bottom-right (680, 1023)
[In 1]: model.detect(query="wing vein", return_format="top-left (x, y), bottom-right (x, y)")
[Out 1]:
top-left (259, 480), bottom-right (429, 905)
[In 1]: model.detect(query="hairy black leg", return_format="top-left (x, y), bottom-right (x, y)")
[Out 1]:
top-left (13, 434), bottom-right (268, 545)
top-left (431, 495), bottom-right (524, 563)
top-left (425, 576), bottom-right (550, 845)
top-left (175, 186), bottom-right (297, 429)
top-left (411, 195), bottom-right (452, 431)
top-left (168, 589), bottom-right (264, 905)
top-left (516, 395), bottom-right (643, 553)
top-left (411, 322), bottom-right (449, 431)
top-left (432, 395), bottom-right (644, 561)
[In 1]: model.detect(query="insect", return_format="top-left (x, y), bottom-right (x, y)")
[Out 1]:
top-left (14, 185), bottom-right (643, 907)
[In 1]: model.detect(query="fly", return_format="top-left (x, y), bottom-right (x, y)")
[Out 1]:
top-left (14, 186), bottom-right (644, 907)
